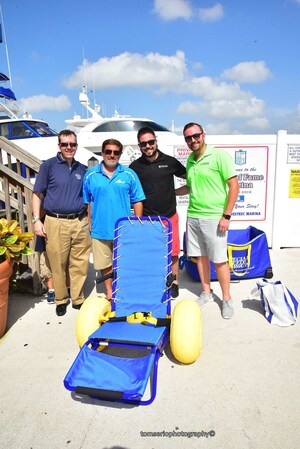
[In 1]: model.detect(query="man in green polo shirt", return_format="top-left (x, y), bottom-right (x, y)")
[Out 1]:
top-left (181, 122), bottom-right (239, 319)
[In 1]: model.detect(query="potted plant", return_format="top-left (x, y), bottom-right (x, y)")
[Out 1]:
top-left (0, 218), bottom-right (34, 338)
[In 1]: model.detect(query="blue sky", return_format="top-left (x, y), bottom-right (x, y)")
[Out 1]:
top-left (1, 0), bottom-right (300, 134)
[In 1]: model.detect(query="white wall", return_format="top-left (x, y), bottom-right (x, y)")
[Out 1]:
top-left (175, 130), bottom-right (300, 249)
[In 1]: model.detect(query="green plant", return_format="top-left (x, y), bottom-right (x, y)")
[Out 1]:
top-left (0, 218), bottom-right (34, 264)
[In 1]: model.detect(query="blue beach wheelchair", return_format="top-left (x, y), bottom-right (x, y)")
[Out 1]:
top-left (64, 216), bottom-right (202, 405)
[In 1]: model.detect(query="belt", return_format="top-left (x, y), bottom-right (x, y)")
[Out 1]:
top-left (46, 210), bottom-right (85, 220)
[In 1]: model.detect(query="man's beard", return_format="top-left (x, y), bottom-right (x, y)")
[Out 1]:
top-left (143, 148), bottom-right (158, 158)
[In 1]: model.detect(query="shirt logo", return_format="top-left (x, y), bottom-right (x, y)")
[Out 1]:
top-left (158, 165), bottom-right (168, 168)
top-left (75, 174), bottom-right (82, 180)
top-left (115, 179), bottom-right (125, 184)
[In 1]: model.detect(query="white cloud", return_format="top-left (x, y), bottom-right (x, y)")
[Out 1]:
top-left (153, 0), bottom-right (224, 22)
top-left (205, 121), bottom-right (233, 135)
top-left (180, 76), bottom-right (249, 100)
top-left (222, 61), bottom-right (272, 84)
top-left (177, 97), bottom-right (265, 119)
top-left (63, 49), bottom-right (273, 133)
top-left (153, 0), bottom-right (192, 20)
top-left (18, 95), bottom-right (71, 113)
top-left (198, 3), bottom-right (224, 22)
top-left (63, 51), bottom-right (187, 90)
top-left (245, 117), bottom-right (270, 130)
top-left (177, 100), bottom-right (203, 115)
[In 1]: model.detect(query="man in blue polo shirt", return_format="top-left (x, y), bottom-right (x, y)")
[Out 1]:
top-left (83, 138), bottom-right (145, 300)
top-left (32, 129), bottom-right (91, 316)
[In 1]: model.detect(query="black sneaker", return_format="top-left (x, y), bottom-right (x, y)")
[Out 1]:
top-left (72, 303), bottom-right (83, 310)
top-left (56, 300), bottom-right (70, 316)
top-left (171, 283), bottom-right (179, 298)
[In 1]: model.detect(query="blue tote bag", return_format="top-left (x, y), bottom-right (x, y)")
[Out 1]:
top-left (180, 226), bottom-right (273, 282)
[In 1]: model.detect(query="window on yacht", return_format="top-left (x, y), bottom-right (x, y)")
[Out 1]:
top-left (0, 123), bottom-right (9, 139)
top-left (92, 120), bottom-right (170, 133)
top-left (26, 121), bottom-right (57, 136)
top-left (11, 122), bottom-right (34, 138)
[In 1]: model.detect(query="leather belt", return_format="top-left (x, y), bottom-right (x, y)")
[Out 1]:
top-left (46, 210), bottom-right (85, 220)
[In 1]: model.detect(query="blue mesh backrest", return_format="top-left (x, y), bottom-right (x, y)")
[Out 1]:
top-left (112, 217), bottom-right (172, 317)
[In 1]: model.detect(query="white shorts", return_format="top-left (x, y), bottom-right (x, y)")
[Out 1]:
top-left (187, 217), bottom-right (228, 263)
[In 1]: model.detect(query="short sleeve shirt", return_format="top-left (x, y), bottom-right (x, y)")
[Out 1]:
top-left (33, 152), bottom-right (87, 214)
top-left (83, 162), bottom-right (145, 240)
top-left (130, 150), bottom-right (186, 217)
top-left (186, 145), bottom-right (237, 218)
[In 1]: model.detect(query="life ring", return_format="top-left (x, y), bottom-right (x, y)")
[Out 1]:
top-left (75, 295), bottom-right (111, 348)
top-left (170, 300), bottom-right (202, 364)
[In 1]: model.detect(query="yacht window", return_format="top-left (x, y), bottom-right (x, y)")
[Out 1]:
top-left (132, 121), bottom-right (170, 132)
top-left (92, 120), bottom-right (170, 133)
top-left (26, 121), bottom-right (57, 136)
top-left (11, 122), bottom-right (34, 138)
top-left (93, 121), bottom-right (135, 133)
top-left (0, 123), bottom-right (9, 139)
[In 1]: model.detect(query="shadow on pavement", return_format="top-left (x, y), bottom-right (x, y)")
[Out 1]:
top-left (6, 292), bottom-right (42, 331)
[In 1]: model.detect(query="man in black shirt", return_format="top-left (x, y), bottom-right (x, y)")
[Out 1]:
top-left (130, 127), bottom-right (186, 298)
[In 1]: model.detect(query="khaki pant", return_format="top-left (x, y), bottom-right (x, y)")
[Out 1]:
top-left (39, 251), bottom-right (52, 282)
top-left (45, 215), bottom-right (91, 305)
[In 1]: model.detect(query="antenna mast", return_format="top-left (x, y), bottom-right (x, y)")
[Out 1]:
top-left (0, 4), bottom-right (13, 88)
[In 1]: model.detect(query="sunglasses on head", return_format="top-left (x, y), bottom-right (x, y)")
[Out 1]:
top-left (59, 142), bottom-right (78, 148)
top-left (138, 139), bottom-right (156, 148)
top-left (103, 149), bottom-right (122, 156)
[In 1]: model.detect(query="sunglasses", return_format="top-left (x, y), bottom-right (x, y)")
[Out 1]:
top-left (59, 142), bottom-right (78, 148)
top-left (184, 132), bottom-right (203, 143)
top-left (103, 149), bottom-right (122, 156)
top-left (138, 139), bottom-right (156, 148)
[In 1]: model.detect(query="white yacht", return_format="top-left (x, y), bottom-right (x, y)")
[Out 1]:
top-left (0, 77), bottom-right (99, 166)
top-left (66, 87), bottom-right (185, 165)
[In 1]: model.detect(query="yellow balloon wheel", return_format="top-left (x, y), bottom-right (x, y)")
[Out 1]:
top-left (75, 295), bottom-right (111, 348)
top-left (170, 300), bottom-right (202, 364)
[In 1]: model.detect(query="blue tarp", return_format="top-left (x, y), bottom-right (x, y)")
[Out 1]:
top-left (0, 86), bottom-right (16, 101)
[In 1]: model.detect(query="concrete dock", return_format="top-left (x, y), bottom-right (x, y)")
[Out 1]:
top-left (0, 248), bottom-right (299, 449)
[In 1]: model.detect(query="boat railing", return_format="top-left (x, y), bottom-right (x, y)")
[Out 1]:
top-left (0, 136), bottom-right (43, 294)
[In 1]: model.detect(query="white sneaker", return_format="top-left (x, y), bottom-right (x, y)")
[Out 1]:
top-left (222, 299), bottom-right (234, 319)
top-left (197, 291), bottom-right (214, 308)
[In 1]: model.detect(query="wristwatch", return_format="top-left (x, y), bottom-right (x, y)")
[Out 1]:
top-left (222, 213), bottom-right (231, 220)
top-left (32, 217), bottom-right (40, 224)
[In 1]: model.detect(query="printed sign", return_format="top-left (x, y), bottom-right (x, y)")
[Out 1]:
top-left (174, 146), bottom-right (192, 206)
top-left (174, 145), bottom-right (269, 221)
top-left (287, 145), bottom-right (300, 164)
top-left (222, 146), bottom-right (268, 221)
top-left (289, 169), bottom-right (300, 198)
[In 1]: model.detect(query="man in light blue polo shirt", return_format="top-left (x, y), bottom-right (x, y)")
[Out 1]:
top-left (83, 138), bottom-right (145, 299)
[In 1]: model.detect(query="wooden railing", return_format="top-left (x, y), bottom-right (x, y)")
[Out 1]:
top-left (0, 136), bottom-right (42, 294)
